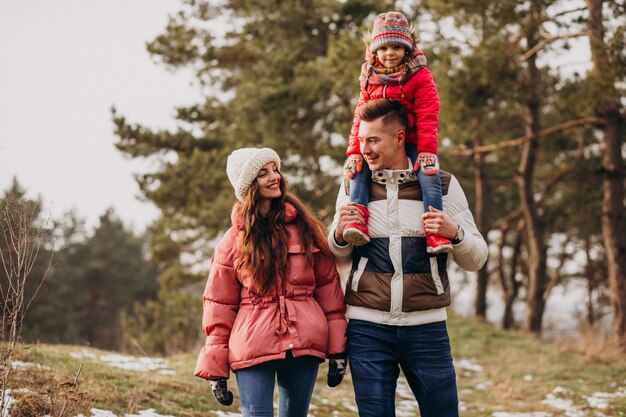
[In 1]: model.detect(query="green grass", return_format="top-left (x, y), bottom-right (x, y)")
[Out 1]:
top-left (5, 314), bottom-right (626, 416)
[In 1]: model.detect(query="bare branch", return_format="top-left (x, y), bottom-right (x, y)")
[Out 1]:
top-left (544, 7), bottom-right (587, 23)
top-left (451, 117), bottom-right (605, 156)
top-left (538, 138), bottom-right (589, 204)
top-left (519, 31), bottom-right (588, 62)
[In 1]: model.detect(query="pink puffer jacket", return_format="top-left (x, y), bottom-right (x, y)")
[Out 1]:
top-left (194, 202), bottom-right (347, 380)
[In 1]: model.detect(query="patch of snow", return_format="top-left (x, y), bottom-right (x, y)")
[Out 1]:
top-left (211, 412), bottom-right (242, 417)
top-left (76, 409), bottom-right (180, 417)
top-left (126, 409), bottom-right (175, 417)
top-left (492, 413), bottom-right (553, 417)
top-left (158, 369), bottom-right (176, 376)
top-left (395, 376), bottom-right (418, 416)
top-left (75, 408), bottom-right (116, 417)
top-left (11, 360), bottom-right (33, 368)
top-left (541, 393), bottom-right (574, 411)
top-left (541, 388), bottom-right (586, 417)
top-left (69, 349), bottom-right (97, 360)
top-left (586, 387), bottom-right (626, 409)
top-left (475, 381), bottom-right (493, 390)
top-left (455, 359), bottom-right (484, 374)
top-left (523, 374), bottom-right (534, 381)
top-left (70, 350), bottom-right (176, 373)
top-left (0, 390), bottom-right (16, 417)
top-left (99, 354), bottom-right (171, 372)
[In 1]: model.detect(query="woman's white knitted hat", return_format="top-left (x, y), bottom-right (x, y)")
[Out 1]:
top-left (226, 147), bottom-right (281, 200)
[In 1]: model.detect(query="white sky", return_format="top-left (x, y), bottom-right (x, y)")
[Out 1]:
top-left (0, 1), bottom-right (201, 233)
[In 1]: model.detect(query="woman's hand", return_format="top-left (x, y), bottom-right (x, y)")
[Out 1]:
top-left (327, 354), bottom-right (348, 387)
top-left (210, 378), bottom-right (234, 406)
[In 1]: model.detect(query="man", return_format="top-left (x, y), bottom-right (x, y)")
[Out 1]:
top-left (328, 98), bottom-right (488, 417)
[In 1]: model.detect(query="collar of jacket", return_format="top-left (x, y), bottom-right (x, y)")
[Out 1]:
top-left (231, 201), bottom-right (297, 230)
top-left (371, 158), bottom-right (417, 185)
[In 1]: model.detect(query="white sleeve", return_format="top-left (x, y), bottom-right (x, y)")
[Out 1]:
top-left (327, 180), bottom-right (353, 286)
top-left (445, 175), bottom-right (488, 272)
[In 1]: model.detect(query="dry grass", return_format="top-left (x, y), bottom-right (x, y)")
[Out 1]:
top-left (3, 315), bottom-right (626, 417)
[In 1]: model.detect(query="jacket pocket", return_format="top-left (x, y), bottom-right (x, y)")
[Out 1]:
top-left (351, 257), bottom-right (369, 292)
top-left (286, 244), bottom-right (319, 285)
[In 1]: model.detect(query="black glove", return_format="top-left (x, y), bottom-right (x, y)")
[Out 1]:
top-left (210, 378), bottom-right (234, 406)
top-left (327, 354), bottom-right (347, 388)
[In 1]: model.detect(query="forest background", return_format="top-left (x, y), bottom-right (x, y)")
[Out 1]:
top-left (1, 0), bottom-right (625, 358)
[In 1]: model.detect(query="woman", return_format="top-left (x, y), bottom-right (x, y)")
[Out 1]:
top-left (194, 147), bottom-right (348, 417)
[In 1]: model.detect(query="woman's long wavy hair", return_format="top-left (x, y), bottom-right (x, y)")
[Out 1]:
top-left (234, 172), bottom-right (330, 295)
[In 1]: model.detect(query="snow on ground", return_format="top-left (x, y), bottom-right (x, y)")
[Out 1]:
top-left (76, 408), bottom-right (175, 417)
top-left (69, 350), bottom-right (175, 374)
top-left (492, 413), bottom-right (553, 417)
top-left (211, 412), bottom-right (242, 417)
top-left (10, 360), bottom-right (51, 370)
top-left (586, 387), bottom-right (626, 409)
top-left (0, 390), bottom-right (16, 417)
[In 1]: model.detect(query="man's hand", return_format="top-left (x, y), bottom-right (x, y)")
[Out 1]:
top-left (210, 378), bottom-right (234, 406)
top-left (422, 206), bottom-right (458, 238)
top-left (327, 354), bottom-right (347, 388)
top-left (334, 203), bottom-right (365, 244)
top-left (344, 154), bottom-right (364, 179)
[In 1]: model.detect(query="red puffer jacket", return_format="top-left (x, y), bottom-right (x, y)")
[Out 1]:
top-left (194, 202), bottom-right (347, 380)
top-left (346, 50), bottom-right (440, 156)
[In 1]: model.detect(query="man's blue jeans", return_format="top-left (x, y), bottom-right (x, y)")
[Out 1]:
top-left (347, 319), bottom-right (459, 417)
top-left (234, 353), bottom-right (319, 417)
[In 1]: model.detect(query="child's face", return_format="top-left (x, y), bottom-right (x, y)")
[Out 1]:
top-left (375, 44), bottom-right (406, 68)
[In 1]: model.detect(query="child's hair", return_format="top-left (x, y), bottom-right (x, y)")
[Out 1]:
top-left (362, 12), bottom-right (420, 66)
top-left (356, 98), bottom-right (408, 131)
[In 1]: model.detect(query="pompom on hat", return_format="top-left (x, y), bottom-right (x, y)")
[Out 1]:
top-left (226, 147), bottom-right (281, 200)
top-left (369, 11), bottom-right (413, 54)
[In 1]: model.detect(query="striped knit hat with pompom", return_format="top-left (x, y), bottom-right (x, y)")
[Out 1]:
top-left (369, 11), bottom-right (413, 53)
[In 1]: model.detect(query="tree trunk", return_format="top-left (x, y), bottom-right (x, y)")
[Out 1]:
top-left (586, 0), bottom-right (626, 346)
top-left (473, 125), bottom-right (490, 319)
top-left (585, 237), bottom-right (597, 326)
top-left (500, 218), bottom-right (524, 329)
top-left (519, 13), bottom-right (548, 334)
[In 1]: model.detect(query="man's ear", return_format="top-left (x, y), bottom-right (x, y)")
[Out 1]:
top-left (395, 129), bottom-right (406, 146)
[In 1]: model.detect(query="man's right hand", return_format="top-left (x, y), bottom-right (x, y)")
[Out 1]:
top-left (210, 378), bottom-right (233, 406)
top-left (334, 203), bottom-right (365, 244)
top-left (344, 154), bottom-right (364, 179)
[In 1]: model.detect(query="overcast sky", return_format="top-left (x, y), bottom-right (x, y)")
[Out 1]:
top-left (0, 1), bottom-right (201, 233)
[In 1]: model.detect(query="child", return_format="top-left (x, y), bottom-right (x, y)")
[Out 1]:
top-left (342, 11), bottom-right (452, 254)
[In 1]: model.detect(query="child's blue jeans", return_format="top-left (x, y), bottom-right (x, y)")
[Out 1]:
top-left (234, 352), bottom-right (319, 417)
top-left (350, 144), bottom-right (443, 213)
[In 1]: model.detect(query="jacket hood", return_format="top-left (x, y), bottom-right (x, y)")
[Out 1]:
top-left (231, 201), bottom-right (297, 230)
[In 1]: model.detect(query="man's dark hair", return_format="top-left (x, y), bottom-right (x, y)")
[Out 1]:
top-left (356, 98), bottom-right (408, 131)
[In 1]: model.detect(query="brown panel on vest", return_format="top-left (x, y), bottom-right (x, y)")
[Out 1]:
top-left (369, 182), bottom-right (388, 202)
top-left (398, 181), bottom-right (422, 200)
top-left (440, 171), bottom-right (451, 196)
top-left (402, 272), bottom-right (451, 311)
top-left (345, 270), bottom-right (392, 311)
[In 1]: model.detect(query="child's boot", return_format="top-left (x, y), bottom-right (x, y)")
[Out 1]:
top-left (426, 233), bottom-right (453, 254)
top-left (343, 205), bottom-right (370, 246)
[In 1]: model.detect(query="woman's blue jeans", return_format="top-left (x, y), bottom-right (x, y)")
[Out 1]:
top-left (347, 319), bottom-right (459, 417)
top-left (234, 353), bottom-right (320, 417)
top-left (350, 144), bottom-right (442, 212)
